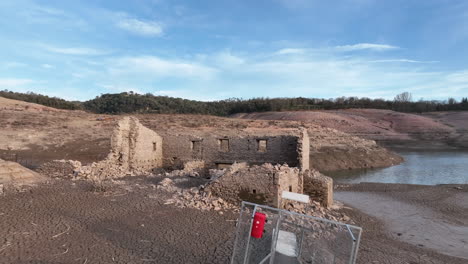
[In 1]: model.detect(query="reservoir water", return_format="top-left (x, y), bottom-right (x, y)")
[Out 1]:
top-left (329, 151), bottom-right (468, 185)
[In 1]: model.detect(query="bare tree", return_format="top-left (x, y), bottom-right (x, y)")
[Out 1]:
top-left (448, 98), bottom-right (457, 104)
top-left (394, 92), bottom-right (413, 102)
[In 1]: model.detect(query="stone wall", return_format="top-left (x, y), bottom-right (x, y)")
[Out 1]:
top-left (0, 159), bottom-right (45, 186)
top-left (276, 166), bottom-right (302, 206)
top-left (303, 170), bottom-right (333, 207)
top-left (37, 117), bottom-right (163, 180)
top-left (205, 163), bottom-right (302, 207)
top-left (111, 117), bottom-right (163, 171)
top-left (298, 128), bottom-right (310, 172)
top-left (160, 129), bottom-right (308, 171)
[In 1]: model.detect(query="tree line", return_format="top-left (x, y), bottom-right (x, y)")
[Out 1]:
top-left (0, 90), bottom-right (82, 110)
top-left (1, 90), bottom-right (468, 115)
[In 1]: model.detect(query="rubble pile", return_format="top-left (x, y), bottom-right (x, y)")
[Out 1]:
top-left (163, 160), bottom-right (207, 178)
top-left (37, 159), bottom-right (152, 180)
top-left (155, 177), bottom-right (237, 212)
top-left (281, 200), bottom-right (352, 224)
top-left (37, 160), bottom-right (82, 178)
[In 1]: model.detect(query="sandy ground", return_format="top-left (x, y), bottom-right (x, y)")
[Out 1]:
top-left (335, 183), bottom-right (468, 264)
top-left (234, 109), bottom-right (468, 149)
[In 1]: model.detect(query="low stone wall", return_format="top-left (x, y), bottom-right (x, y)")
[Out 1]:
top-left (0, 158), bottom-right (45, 187)
top-left (37, 160), bottom-right (81, 178)
top-left (303, 170), bottom-right (333, 207)
top-left (205, 163), bottom-right (301, 207)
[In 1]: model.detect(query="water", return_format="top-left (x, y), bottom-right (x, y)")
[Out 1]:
top-left (328, 151), bottom-right (468, 185)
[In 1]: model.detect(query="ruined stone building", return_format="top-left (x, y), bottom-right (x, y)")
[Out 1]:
top-left (39, 116), bottom-right (332, 207)
top-left (204, 163), bottom-right (303, 208)
top-left (159, 128), bottom-right (309, 171)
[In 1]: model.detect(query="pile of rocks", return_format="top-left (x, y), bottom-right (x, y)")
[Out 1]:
top-left (37, 159), bottom-right (152, 180)
top-left (156, 177), bottom-right (237, 213)
top-left (37, 160), bottom-right (82, 178)
top-left (282, 200), bottom-right (352, 224)
top-left (163, 160), bottom-right (208, 178)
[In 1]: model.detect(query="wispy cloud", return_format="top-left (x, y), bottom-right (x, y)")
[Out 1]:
top-left (211, 51), bottom-right (245, 67)
top-left (116, 17), bottom-right (163, 36)
top-left (153, 90), bottom-right (218, 101)
top-left (369, 59), bottom-right (439, 63)
top-left (109, 56), bottom-right (217, 79)
top-left (0, 78), bottom-right (34, 87)
top-left (275, 48), bottom-right (306, 55)
top-left (97, 83), bottom-right (144, 94)
top-left (40, 44), bottom-right (107, 56)
top-left (41, 64), bottom-right (54, 69)
top-left (1, 62), bottom-right (27, 69)
top-left (446, 70), bottom-right (468, 83)
top-left (335, 43), bottom-right (399, 52)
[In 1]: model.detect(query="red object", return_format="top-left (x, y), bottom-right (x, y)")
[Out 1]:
top-left (251, 212), bottom-right (266, 238)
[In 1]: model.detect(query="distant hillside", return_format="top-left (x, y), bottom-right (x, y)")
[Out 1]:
top-left (1, 90), bottom-right (468, 115)
top-left (0, 90), bottom-right (81, 110)
top-left (234, 109), bottom-right (468, 149)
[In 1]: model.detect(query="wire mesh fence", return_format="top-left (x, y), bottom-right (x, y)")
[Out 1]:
top-left (231, 201), bottom-right (361, 264)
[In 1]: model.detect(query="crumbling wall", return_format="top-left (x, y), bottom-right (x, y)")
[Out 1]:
top-left (298, 128), bottom-right (310, 172)
top-left (78, 117), bottom-right (163, 179)
top-left (161, 132), bottom-right (301, 170)
top-left (303, 170), bottom-right (333, 207)
top-left (205, 163), bottom-right (301, 207)
top-left (38, 117), bottom-right (164, 180)
top-left (111, 117), bottom-right (163, 170)
top-left (276, 166), bottom-right (302, 206)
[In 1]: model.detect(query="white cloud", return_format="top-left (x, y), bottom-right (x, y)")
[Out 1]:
top-left (41, 44), bottom-right (107, 56)
top-left (212, 52), bottom-right (245, 66)
top-left (97, 83), bottom-right (143, 94)
top-left (0, 78), bottom-right (34, 87)
top-left (369, 59), bottom-right (439, 63)
top-left (153, 90), bottom-right (218, 101)
top-left (109, 56), bottom-right (217, 79)
top-left (41, 64), bottom-right (54, 69)
top-left (117, 18), bottom-right (163, 36)
top-left (2, 62), bottom-right (27, 69)
top-left (446, 70), bottom-right (468, 83)
top-left (275, 48), bottom-right (306, 55)
top-left (335, 43), bottom-right (399, 52)
top-left (93, 48), bottom-right (468, 101)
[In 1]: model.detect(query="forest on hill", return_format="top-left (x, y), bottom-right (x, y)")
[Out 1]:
top-left (1, 90), bottom-right (468, 115)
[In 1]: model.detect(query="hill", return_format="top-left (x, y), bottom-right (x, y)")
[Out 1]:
top-left (2, 90), bottom-right (468, 115)
top-left (0, 96), bottom-right (402, 172)
top-left (233, 109), bottom-right (468, 149)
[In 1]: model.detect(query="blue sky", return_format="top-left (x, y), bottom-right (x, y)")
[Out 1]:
top-left (1, 0), bottom-right (467, 101)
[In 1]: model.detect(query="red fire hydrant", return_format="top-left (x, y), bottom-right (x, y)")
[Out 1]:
top-left (251, 212), bottom-right (266, 238)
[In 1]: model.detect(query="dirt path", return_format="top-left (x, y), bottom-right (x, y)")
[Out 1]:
top-left (335, 183), bottom-right (468, 263)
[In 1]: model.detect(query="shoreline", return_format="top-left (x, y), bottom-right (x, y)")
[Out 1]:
top-left (335, 183), bottom-right (468, 263)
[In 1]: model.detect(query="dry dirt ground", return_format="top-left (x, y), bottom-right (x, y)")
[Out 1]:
top-left (1, 178), bottom-right (466, 264)
top-left (233, 109), bottom-right (468, 149)
top-left (0, 178), bottom-right (237, 264)
top-left (336, 183), bottom-right (468, 264)
top-left (0, 96), bottom-right (401, 171)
